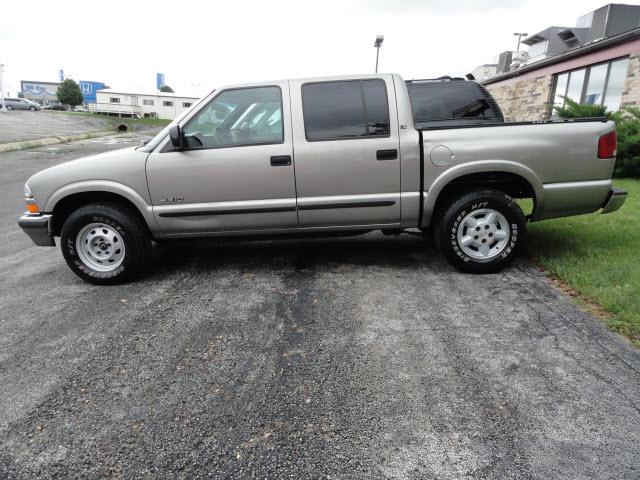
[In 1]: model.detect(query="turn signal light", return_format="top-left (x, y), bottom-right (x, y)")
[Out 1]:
top-left (598, 131), bottom-right (617, 159)
top-left (26, 203), bottom-right (40, 214)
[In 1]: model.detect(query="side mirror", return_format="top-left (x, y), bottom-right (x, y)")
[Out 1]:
top-left (169, 125), bottom-right (185, 149)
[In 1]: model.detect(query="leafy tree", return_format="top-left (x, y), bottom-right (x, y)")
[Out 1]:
top-left (159, 85), bottom-right (174, 93)
top-left (554, 96), bottom-right (640, 178)
top-left (56, 79), bottom-right (84, 107)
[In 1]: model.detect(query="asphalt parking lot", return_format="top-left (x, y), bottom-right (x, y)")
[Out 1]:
top-left (0, 111), bottom-right (112, 143)
top-left (1, 134), bottom-right (640, 479)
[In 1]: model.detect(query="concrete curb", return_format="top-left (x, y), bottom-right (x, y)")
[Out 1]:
top-left (0, 131), bottom-right (115, 154)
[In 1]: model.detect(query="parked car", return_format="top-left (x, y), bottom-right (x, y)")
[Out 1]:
top-left (73, 105), bottom-right (89, 112)
top-left (43, 104), bottom-right (67, 111)
top-left (3, 98), bottom-right (41, 111)
top-left (18, 73), bottom-right (627, 284)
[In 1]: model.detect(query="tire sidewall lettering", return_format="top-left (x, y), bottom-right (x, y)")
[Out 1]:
top-left (448, 199), bottom-right (520, 265)
top-left (64, 214), bottom-right (128, 279)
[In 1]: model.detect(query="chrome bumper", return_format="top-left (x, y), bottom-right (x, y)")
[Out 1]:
top-left (18, 213), bottom-right (55, 246)
top-left (601, 188), bottom-right (627, 214)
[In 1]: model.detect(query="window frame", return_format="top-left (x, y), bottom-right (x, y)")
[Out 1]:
top-left (179, 85), bottom-right (285, 151)
top-left (163, 100), bottom-right (174, 107)
top-left (301, 78), bottom-right (391, 143)
top-left (552, 56), bottom-right (629, 110)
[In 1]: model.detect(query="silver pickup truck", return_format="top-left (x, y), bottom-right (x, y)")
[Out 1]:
top-left (19, 73), bottom-right (627, 284)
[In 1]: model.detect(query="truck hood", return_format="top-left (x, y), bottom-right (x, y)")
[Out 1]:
top-left (26, 147), bottom-right (151, 212)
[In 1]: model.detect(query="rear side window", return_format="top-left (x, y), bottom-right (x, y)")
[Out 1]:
top-left (302, 79), bottom-right (390, 141)
top-left (407, 81), bottom-right (502, 128)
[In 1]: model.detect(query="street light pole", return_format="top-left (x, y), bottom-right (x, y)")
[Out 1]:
top-left (513, 32), bottom-right (528, 51)
top-left (0, 62), bottom-right (6, 112)
top-left (374, 35), bottom-right (384, 73)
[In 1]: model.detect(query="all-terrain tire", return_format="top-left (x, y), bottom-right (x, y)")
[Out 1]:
top-left (434, 189), bottom-right (526, 273)
top-left (60, 203), bottom-right (151, 285)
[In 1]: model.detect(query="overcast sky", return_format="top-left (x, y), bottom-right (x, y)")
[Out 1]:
top-left (1, 0), bottom-right (638, 97)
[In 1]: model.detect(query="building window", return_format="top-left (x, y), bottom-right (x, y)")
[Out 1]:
top-left (163, 101), bottom-right (173, 107)
top-left (182, 102), bottom-right (192, 108)
top-left (552, 57), bottom-right (630, 112)
top-left (143, 99), bottom-right (154, 105)
top-left (109, 97), bottom-right (120, 103)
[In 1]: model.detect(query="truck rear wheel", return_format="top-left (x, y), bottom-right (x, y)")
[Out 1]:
top-left (434, 189), bottom-right (526, 273)
top-left (60, 203), bottom-right (151, 285)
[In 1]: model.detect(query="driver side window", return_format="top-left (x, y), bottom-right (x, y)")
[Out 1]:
top-left (183, 86), bottom-right (283, 149)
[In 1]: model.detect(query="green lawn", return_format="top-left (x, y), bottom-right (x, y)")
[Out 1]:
top-left (523, 179), bottom-right (639, 346)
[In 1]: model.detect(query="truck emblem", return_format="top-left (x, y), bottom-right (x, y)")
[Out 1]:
top-left (159, 196), bottom-right (184, 203)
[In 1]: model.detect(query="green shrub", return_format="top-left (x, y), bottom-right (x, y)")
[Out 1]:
top-left (614, 107), bottom-right (640, 178)
top-left (553, 97), bottom-right (640, 178)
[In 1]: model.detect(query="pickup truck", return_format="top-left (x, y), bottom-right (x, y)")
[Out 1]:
top-left (18, 73), bottom-right (627, 284)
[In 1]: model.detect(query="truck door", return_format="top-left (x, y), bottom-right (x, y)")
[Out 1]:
top-left (289, 75), bottom-right (401, 227)
top-left (145, 82), bottom-right (298, 235)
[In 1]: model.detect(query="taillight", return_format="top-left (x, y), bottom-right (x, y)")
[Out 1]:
top-left (598, 130), bottom-right (617, 159)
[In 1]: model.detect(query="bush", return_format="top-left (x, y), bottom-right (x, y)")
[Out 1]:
top-left (554, 97), bottom-right (640, 178)
top-left (614, 107), bottom-right (640, 178)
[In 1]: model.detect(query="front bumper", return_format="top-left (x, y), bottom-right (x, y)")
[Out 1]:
top-left (18, 213), bottom-right (55, 246)
top-left (601, 188), bottom-right (628, 214)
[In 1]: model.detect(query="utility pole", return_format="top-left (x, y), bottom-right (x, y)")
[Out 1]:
top-left (0, 61), bottom-right (6, 112)
top-left (513, 32), bottom-right (528, 51)
top-left (374, 35), bottom-right (384, 73)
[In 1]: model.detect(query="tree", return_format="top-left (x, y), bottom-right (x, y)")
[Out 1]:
top-left (56, 79), bottom-right (84, 107)
top-left (160, 85), bottom-right (174, 93)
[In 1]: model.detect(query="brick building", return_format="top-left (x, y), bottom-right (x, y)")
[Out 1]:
top-left (482, 4), bottom-right (640, 122)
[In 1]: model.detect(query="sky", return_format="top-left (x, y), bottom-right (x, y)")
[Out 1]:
top-left (1, 0), bottom-right (639, 98)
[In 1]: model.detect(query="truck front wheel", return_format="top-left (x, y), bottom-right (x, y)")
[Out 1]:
top-left (60, 203), bottom-right (151, 285)
top-left (434, 189), bottom-right (526, 273)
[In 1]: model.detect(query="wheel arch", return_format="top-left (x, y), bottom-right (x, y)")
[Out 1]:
top-left (422, 161), bottom-right (544, 227)
top-left (47, 182), bottom-right (157, 237)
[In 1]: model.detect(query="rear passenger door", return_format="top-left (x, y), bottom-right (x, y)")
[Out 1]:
top-left (290, 75), bottom-right (401, 227)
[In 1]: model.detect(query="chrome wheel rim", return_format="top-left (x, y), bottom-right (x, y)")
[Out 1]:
top-left (76, 223), bottom-right (125, 271)
top-left (456, 208), bottom-right (510, 260)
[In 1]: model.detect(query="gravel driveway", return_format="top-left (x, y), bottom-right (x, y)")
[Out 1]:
top-left (1, 135), bottom-right (639, 479)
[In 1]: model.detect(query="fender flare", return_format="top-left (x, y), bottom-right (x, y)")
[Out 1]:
top-left (44, 180), bottom-right (158, 231)
top-left (422, 160), bottom-right (545, 227)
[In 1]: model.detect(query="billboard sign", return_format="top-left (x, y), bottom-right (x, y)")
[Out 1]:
top-left (79, 80), bottom-right (106, 104)
top-left (21, 81), bottom-right (59, 98)
top-left (156, 73), bottom-right (165, 90)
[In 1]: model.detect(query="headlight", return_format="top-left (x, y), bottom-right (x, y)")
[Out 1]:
top-left (24, 183), bottom-right (32, 199)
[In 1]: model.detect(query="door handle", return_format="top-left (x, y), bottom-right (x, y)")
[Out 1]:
top-left (376, 149), bottom-right (398, 161)
top-left (270, 155), bottom-right (292, 166)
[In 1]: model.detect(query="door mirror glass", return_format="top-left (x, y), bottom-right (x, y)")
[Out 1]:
top-left (168, 125), bottom-right (184, 149)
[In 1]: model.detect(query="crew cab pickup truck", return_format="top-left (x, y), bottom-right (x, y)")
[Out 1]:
top-left (18, 73), bottom-right (627, 284)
